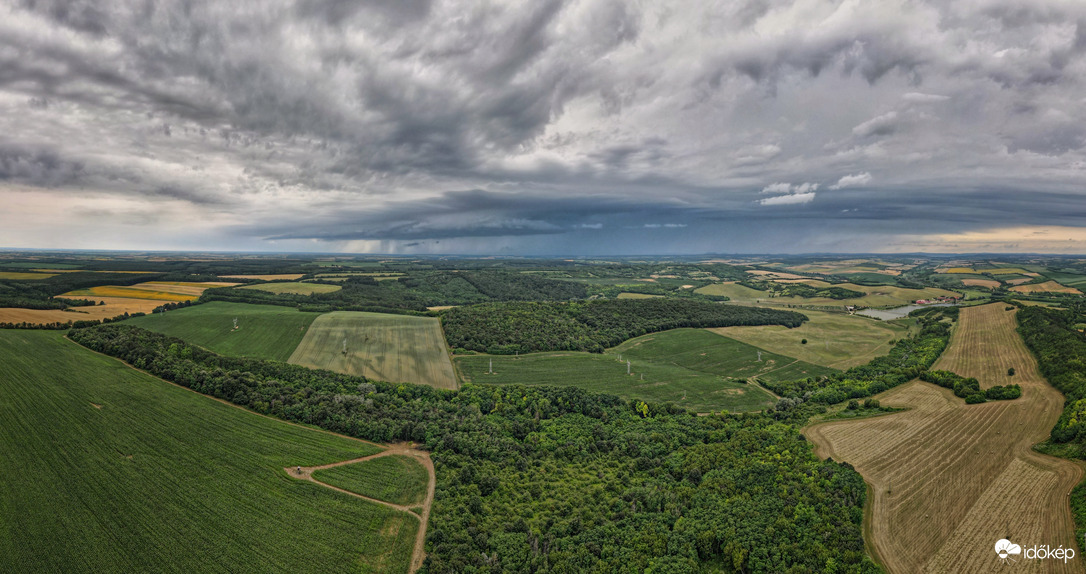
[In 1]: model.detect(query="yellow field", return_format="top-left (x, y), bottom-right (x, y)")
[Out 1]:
top-left (805, 304), bottom-right (1083, 573)
top-left (61, 281), bottom-right (235, 302)
top-left (0, 271), bottom-right (57, 280)
top-left (1011, 281), bottom-right (1082, 295)
top-left (961, 278), bottom-right (1001, 289)
top-left (238, 282), bottom-right (342, 295)
top-left (945, 266), bottom-right (1031, 275)
top-left (0, 297), bottom-right (167, 325)
top-left (288, 311), bottom-right (457, 389)
top-left (710, 308), bottom-right (911, 369)
top-left (218, 274), bottom-right (305, 281)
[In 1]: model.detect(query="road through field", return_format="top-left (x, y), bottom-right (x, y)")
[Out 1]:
top-left (806, 304), bottom-right (1084, 573)
top-left (287, 443), bottom-right (436, 574)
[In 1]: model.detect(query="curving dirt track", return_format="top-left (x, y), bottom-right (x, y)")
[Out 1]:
top-left (806, 304), bottom-right (1085, 573)
top-left (287, 443), bottom-right (436, 574)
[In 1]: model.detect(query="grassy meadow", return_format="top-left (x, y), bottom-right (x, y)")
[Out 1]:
top-left (0, 330), bottom-right (416, 574)
top-left (711, 308), bottom-right (913, 370)
top-left (124, 301), bottom-right (321, 361)
top-left (289, 311), bottom-right (457, 389)
top-left (314, 455), bottom-right (430, 507)
top-left (458, 328), bottom-right (836, 412)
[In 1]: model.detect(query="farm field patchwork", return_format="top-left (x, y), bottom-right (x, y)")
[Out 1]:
top-left (710, 308), bottom-right (912, 369)
top-left (0, 297), bottom-right (170, 325)
top-left (767, 283), bottom-right (961, 307)
top-left (289, 311), bottom-right (457, 389)
top-left (0, 329), bottom-right (416, 574)
top-left (61, 281), bottom-right (237, 301)
top-left (239, 281), bottom-right (342, 295)
top-left (805, 304), bottom-right (1084, 573)
top-left (1011, 280), bottom-right (1083, 295)
top-left (124, 301), bottom-right (321, 361)
top-left (457, 328), bottom-right (833, 413)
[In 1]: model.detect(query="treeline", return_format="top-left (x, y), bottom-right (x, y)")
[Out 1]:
top-left (739, 279), bottom-right (864, 300)
top-left (200, 271), bottom-right (588, 314)
top-left (68, 324), bottom-right (880, 573)
top-left (0, 311), bottom-right (144, 330)
top-left (764, 309), bottom-right (956, 403)
top-left (1017, 305), bottom-right (1086, 446)
top-left (919, 370), bottom-right (1021, 403)
top-left (441, 299), bottom-right (808, 354)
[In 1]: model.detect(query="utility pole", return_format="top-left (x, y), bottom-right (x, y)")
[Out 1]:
top-left (489, 358), bottom-right (493, 374)
top-left (757, 351), bottom-right (762, 362)
top-left (627, 360), bottom-right (631, 375)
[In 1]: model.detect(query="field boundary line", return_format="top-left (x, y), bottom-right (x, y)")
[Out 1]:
top-left (64, 334), bottom-right (435, 573)
top-left (63, 335), bottom-right (386, 450)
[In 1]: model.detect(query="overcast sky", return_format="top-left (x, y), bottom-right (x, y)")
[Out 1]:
top-left (2, 0), bottom-right (1085, 254)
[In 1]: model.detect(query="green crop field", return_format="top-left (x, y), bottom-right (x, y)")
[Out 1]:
top-left (314, 455), bottom-right (429, 507)
top-left (124, 301), bottom-right (321, 361)
top-left (0, 330), bottom-right (416, 574)
top-left (238, 281), bottom-right (342, 295)
top-left (457, 328), bottom-right (835, 413)
top-left (710, 308), bottom-right (912, 370)
top-left (289, 311), bottom-right (457, 389)
top-left (693, 282), bottom-right (769, 301)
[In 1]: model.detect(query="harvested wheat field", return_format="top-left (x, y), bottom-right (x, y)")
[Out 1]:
top-left (806, 303), bottom-right (1084, 573)
top-left (61, 281), bottom-right (237, 301)
top-left (961, 278), bottom-right (1001, 289)
top-left (0, 298), bottom-right (166, 324)
top-left (1012, 281), bottom-right (1082, 295)
top-left (289, 311), bottom-right (457, 389)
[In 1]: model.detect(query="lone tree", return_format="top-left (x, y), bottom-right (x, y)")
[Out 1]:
top-left (1008, 367), bottom-right (1015, 376)
top-left (801, 338), bottom-right (808, 345)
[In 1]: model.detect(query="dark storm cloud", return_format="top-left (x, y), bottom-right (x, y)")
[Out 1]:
top-left (2, 0), bottom-right (1086, 252)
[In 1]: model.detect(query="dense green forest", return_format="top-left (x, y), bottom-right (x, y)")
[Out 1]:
top-left (1017, 304), bottom-right (1086, 448)
top-left (69, 324), bottom-right (880, 573)
top-left (202, 270), bottom-right (588, 313)
top-left (761, 308), bottom-right (956, 402)
top-left (441, 299), bottom-right (808, 354)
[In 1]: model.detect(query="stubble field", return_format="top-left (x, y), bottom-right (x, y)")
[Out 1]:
top-left (805, 304), bottom-right (1084, 573)
top-left (289, 311), bottom-right (457, 389)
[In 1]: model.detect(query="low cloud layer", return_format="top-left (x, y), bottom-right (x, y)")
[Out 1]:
top-left (2, 0), bottom-right (1086, 254)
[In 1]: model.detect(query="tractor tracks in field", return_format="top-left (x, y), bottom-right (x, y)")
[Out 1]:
top-left (286, 443), bottom-right (436, 574)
